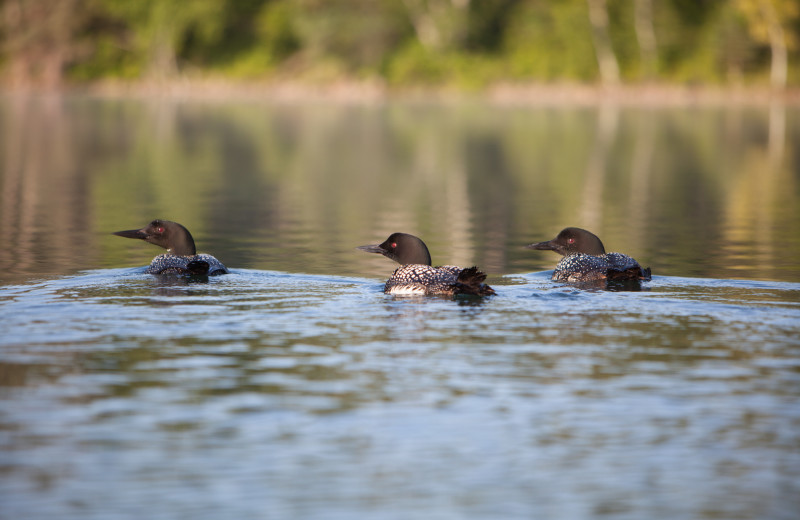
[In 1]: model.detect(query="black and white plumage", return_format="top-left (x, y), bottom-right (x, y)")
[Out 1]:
top-left (113, 219), bottom-right (228, 276)
top-left (143, 253), bottom-right (228, 276)
top-left (526, 227), bottom-right (651, 283)
top-left (357, 232), bottom-right (495, 297)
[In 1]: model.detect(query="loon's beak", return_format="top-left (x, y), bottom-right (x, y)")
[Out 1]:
top-left (113, 228), bottom-right (149, 241)
top-left (526, 239), bottom-right (568, 257)
top-left (525, 240), bottom-right (554, 251)
top-left (356, 243), bottom-right (386, 255)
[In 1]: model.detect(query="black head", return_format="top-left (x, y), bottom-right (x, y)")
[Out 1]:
top-left (356, 232), bottom-right (432, 266)
top-left (113, 219), bottom-right (197, 256)
top-left (526, 227), bottom-right (606, 257)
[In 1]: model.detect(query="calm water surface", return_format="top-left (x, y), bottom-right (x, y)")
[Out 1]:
top-left (1, 94), bottom-right (799, 519)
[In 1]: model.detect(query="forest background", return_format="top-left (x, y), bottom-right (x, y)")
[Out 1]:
top-left (1, 0), bottom-right (798, 93)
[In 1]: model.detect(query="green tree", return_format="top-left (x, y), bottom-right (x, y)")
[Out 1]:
top-left (586, 0), bottom-right (620, 85)
top-left (503, 0), bottom-right (600, 82)
top-left (97, 0), bottom-right (226, 79)
top-left (286, 0), bottom-right (410, 77)
top-left (736, 0), bottom-right (799, 89)
top-left (1, 0), bottom-right (799, 88)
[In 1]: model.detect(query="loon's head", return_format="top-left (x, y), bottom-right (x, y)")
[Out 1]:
top-left (113, 219), bottom-right (197, 256)
top-left (526, 227), bottom-right (606, 257)
top-left (357, 232), bottom-right (432, 266)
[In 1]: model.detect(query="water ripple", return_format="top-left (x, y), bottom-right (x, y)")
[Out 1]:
top-left (1, 269), bottom-right (799, 520)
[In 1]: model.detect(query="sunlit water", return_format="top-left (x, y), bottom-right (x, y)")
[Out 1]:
top-left (1, 94), bottom-right (799, 519)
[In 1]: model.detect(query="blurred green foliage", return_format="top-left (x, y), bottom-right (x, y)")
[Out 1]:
top-left (2, 0), bottom-right (798, 87)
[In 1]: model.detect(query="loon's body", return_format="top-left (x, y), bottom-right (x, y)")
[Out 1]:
top-left (527, 227), bottom-right (650, 283)
top-left (357, 233), bottom-right (495, 297)
top-left (144, 253), bottom-right (227, 276)
top-left (113, 219), bottom-right (228, 276)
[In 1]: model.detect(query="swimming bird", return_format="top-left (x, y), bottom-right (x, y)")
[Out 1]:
top-left (113, 219), bottom-right (228, 276)
top-left (357, 232), bottom-right (495, 296)
top-left (526, 227), bottom-right (651, 282)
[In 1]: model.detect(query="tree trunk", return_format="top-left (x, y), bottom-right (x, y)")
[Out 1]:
top-left (402, 0), bottom-right (442, 50)
top-left (634, 0), bottom-right (657, 79)
top-left (586, 0), bottom-right (619, 86)
top-left (402, 0), bottom-right (470, 52)
top-left (758, 0), bottom-right (787, 90)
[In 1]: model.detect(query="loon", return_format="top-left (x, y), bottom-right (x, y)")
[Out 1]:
top-left (113, 219), bottom-right (228, 276)
top-left (526, 227), bottom-right (651, 283)
top-left (357, 232), bottom-right (495, 296)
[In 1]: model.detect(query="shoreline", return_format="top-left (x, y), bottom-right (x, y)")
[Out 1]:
top-left (2, 79), bottom-right (800, 106)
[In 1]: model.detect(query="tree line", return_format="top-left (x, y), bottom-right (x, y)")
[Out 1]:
top-left (1, 0), bottom-right (798, 89)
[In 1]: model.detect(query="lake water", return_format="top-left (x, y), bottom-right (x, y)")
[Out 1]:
top-left (1, 93), bottom-right (799, 519)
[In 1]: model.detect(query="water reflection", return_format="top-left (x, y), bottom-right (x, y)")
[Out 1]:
top-left (0, 94), bottom-right (798, 283)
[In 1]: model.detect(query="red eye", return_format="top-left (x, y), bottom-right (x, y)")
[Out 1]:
top-left (568, 238), bottom-right (575, 244)
top-left (391, 242), bottom-right (397, 248)
top-left (157, 227), bottom-right (164, 233)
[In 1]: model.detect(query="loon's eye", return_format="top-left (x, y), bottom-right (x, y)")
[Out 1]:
top-left (567, 238), bottom-right (575, 244)
top-left (391, 242), bottom-right (397, 248)
top-left (157, 227), bottom-right (165, 233)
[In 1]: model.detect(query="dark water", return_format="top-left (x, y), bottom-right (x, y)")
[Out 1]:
top-left (1, 94), bottom-right (799, 519)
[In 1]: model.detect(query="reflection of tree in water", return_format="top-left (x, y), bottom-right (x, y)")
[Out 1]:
top-left (579, 104), bottom-right (619, 230)
top-left (464, 129), bottom-right (516, 274)
top-left (2, 98), bottom-right (799, 282)
top-left (628, 109), bottom-right (656, 256)
top-left (0, 95), bottom-right (93, 280)
top-left (723, 101), bottom-right (793, 279)
top-left (368, 107), bottom-right (479, 270)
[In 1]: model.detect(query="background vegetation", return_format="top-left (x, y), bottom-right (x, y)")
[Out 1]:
top-left (1, 0), bottom-right (799, 90)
